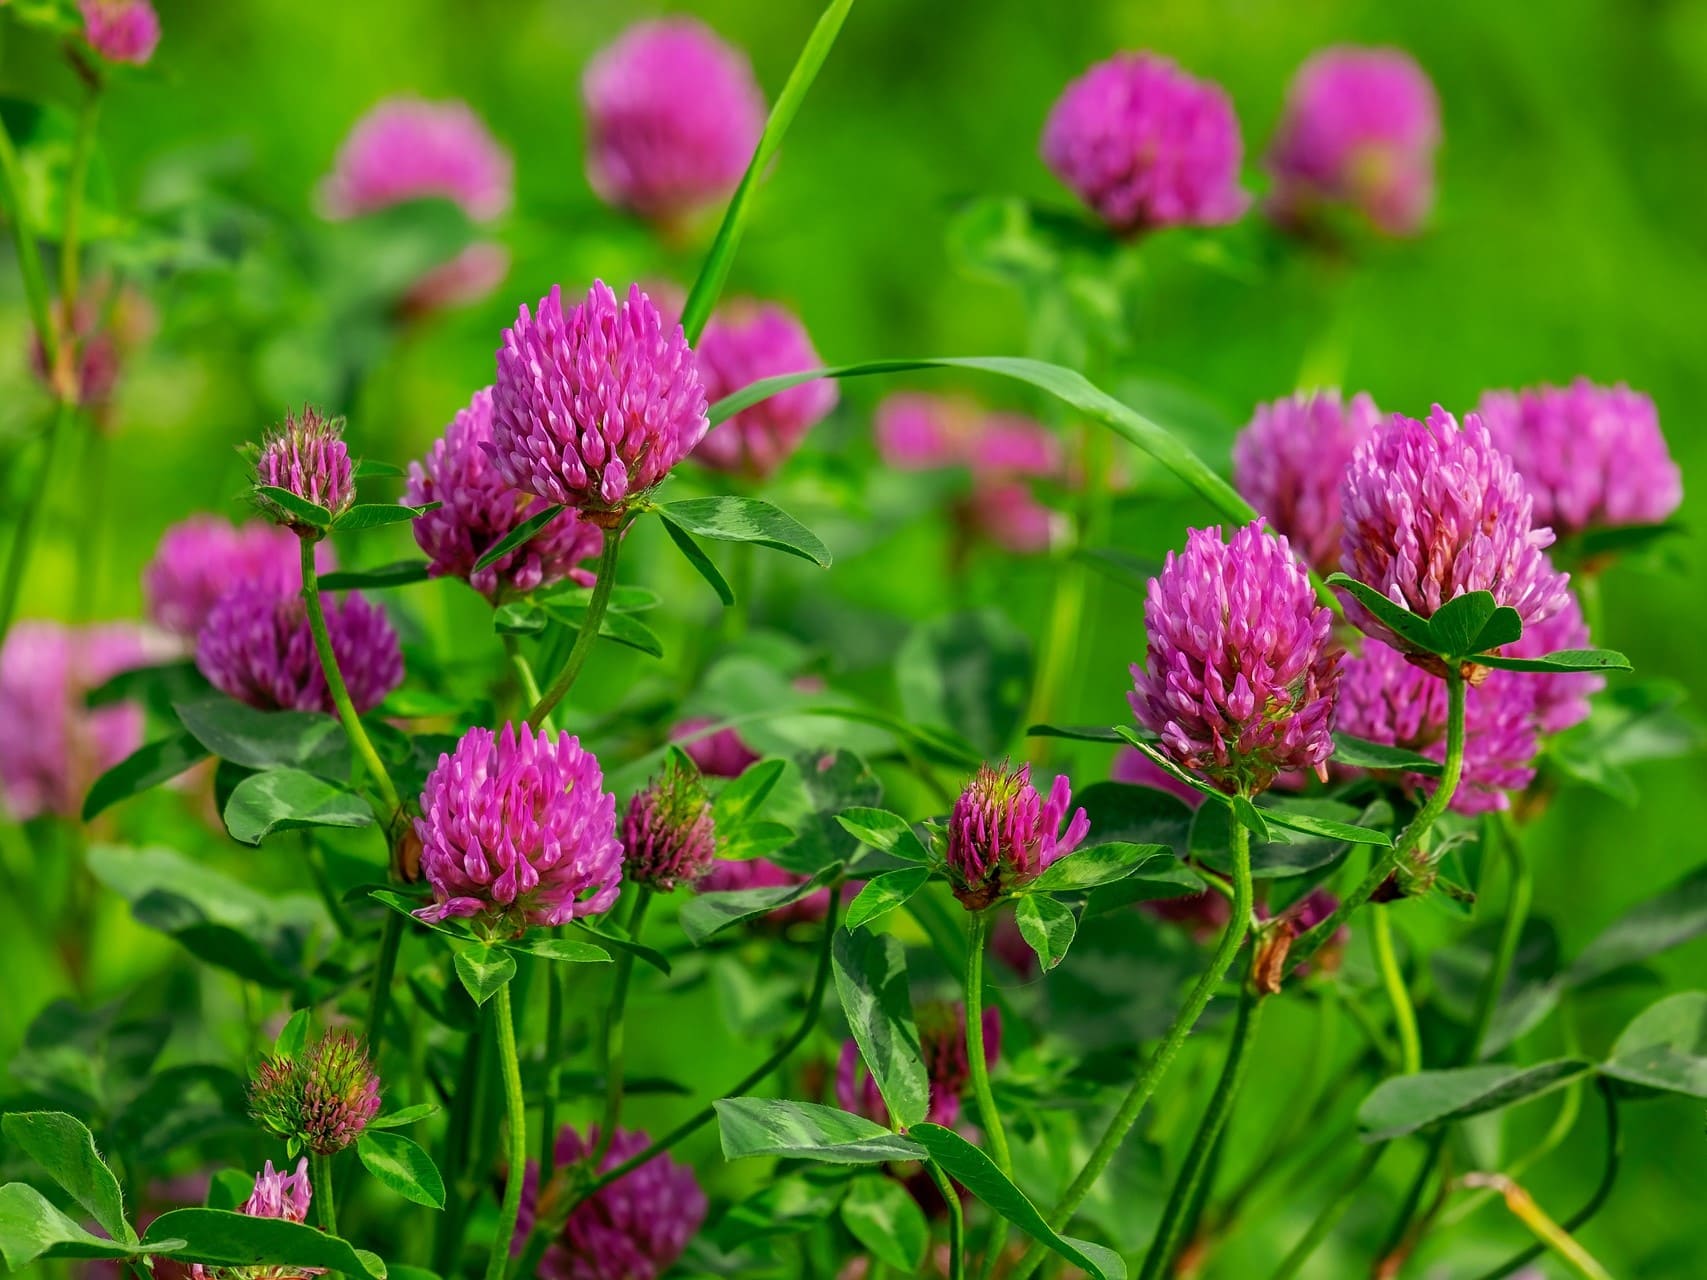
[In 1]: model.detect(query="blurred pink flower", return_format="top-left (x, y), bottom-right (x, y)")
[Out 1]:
top-left (320, 97), bottom-right (512, 221)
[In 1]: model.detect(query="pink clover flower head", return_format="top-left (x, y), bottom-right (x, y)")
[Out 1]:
top-left (1334, 640), bottom-right (1540, 814)
top-left (1131, 522), bottom-right (1341, 794)
top-left (945, 762), bottom-right (1090, 908)
top-left (80, 0), bottom-right (159, 65)
top-left (1041, 52), bottom-right (1248, 235)
top-left (143, 517), bottom-right (326, 640)
top-left (414, 722), bottom-right (623, 932)
top-left (253, 406), bottom-right (356, 531)
top-left (1338, 406), bottom-right (1572, 662)
top-left (1265, 46), bottom-right (1441, 237)
top-left (1475, 379), bottom-right (1683, 540)
top-left (320, 97), bottom-right (512, 222)
top-left (582, 18), bottom-right (766, 226)
top-left (189, 1159), bottom-right (319, 1279)
top-left (514, 1125), bottom-right (706, 1280)
top-left (1232, 389), bottom-right (1381, 574)
top-left (691, 300), bottom-right (837, 480)
top-left (668, 717), bottom-right (760, 779)
top-left (0, 621), bottom-right (153, 820)
top-left (196, 584), bottom-right (401, 715)
top-left (491, 282), bottom-right (708, 524)
top-left (406, 386), bottom-right (603, 603)
top-left (621, 756), bottom-right (717, 892)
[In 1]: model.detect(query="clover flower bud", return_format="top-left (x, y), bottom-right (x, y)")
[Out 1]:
top-left (249, 1031), bottom-right (381, 1155)
top-left (253, 407), bottom-right (355, 532)
top-left (945, 762), bottom-right (1089, 909)
top-left (622, 757), bottom-right (716, 892)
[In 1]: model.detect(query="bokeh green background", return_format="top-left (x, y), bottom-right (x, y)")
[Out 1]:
top-left (2, 0), bottom-right (1703, 1276)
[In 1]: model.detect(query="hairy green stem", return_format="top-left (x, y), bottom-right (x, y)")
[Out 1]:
top-left (1378, 806), bottom-right (1533, 1265)
top-left (528, 531), bottom-right (622, 728)
top-left (312, 1152), bottom-right (337, 1235)
top-left (1291, 671), bottom-right (1466, 974)
top-left (1013, 818), bottom-right (1254, 1280)
top-left (365, 911), bottom-right (406, 1049)
top-left (927, 1160), bottom-right (966, 1280)
top-left (301, 538), bottom-right (402, 819)
top-left (0, 400), bottom-right (71, 643)
top-left (501, 633), bottom-right (550, 731)
top-left (539, 959), bottom-right (564, 1174)
top-left (485, 984), bottom-right (526, 1280)
top-left (1371, 907), bottom-right (1421, 1075)
top-left (594, 888), bottom-right (652, 1165)
top-left (573, 884), bottom-right (844, 1203)
top-left (965, 910), bottom-right (1010, 1280)
top-left (1268, 1146), bottom-right (1386, 1280)
top-left (59, 87), bottom-right (102, 311)
top-left (1140, 978), bottom-right (1266, 1280)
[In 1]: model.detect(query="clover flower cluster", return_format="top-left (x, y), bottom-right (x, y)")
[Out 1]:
top-left (1042, 53), bottom-right (1248, 234)
top-left (492, 282), bottom-right (708, 523)
top-left (1338, 407), bottom-right (1570, 660)
top-left (582, 18), bottom-right (765, 227)
top-left (81, 0), bottom-right (159, 65)
top-left (143, 516), bottom-right (317, 640)
top-left (188, 1159), bottom-right (319, 1280)
top-left (1265, 47), bottom-right (1441, 237)
top-left (320, 97), bottom-right (512, 222)
top-left (414, 722), bottom-right (623, 932)
top-left (405, 386), bottom-right (604, 602)
top-left (514, 1125), bottom-right (706, 1280)
top-left (1132, 522), bottom-right (1341, 794)
top-left (196, 582), bottom-right (402, 716)
top-left (622, 756), bottom-right (717, 892)
top-left (254, 406), bottom-right (356, 531)
top-left (0, 621), bottom-right (154, 820)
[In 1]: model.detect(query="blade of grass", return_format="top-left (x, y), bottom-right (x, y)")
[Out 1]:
top-left (678, 0), bottom-right (857, 342)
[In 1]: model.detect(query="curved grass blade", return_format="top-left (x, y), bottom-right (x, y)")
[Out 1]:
top-left (679, 0), bottom-right (858, 343)
top-left (707, 357), bottom-right (1253, 522)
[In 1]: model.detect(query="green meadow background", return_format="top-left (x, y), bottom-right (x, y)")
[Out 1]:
top-left (2, 0), bottom-right (1702, 1275)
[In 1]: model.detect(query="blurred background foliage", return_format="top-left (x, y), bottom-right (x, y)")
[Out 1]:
top-left (2, 0), bottom-right (1704, 1275)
